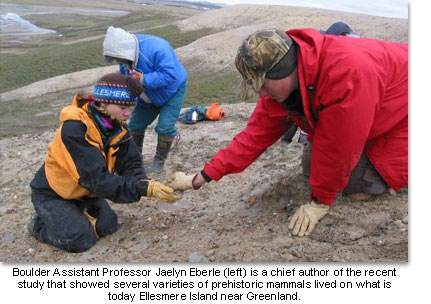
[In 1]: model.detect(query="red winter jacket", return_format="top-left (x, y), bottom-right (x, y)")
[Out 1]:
top-left (203, 29), bottom-right (408, 205)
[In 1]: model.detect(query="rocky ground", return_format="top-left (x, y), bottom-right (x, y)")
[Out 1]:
top-left (0, 3), bottom-right (408, 262)
top-left (0, 102), bottom-right (408, 262)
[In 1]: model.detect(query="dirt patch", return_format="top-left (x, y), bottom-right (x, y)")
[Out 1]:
top-left (0, 103), bottom-right (408, 262)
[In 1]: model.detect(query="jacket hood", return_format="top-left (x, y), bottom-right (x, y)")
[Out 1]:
top-left (287, 28), bottom-right (324, 91)
top-left (103, 26), bottom-right (137, 62)
top-left (286, 28), bottom-right (324, 128)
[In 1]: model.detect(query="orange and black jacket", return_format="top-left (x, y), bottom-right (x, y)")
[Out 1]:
top-left (30, 96), bottom-right (148, 203)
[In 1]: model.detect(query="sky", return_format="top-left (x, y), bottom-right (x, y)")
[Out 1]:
top-left (190, 0), bottom-right (408, 18)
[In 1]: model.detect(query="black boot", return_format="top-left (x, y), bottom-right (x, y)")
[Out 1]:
top-left (27, 213), bottom-right (42, 241)
top-left (130, 131), bottom-right (145, 154)
top-left (146, 135), bottom-right (174, 174)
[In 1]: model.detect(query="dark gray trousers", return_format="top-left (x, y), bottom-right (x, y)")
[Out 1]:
top-left (301, 142), bottom-right (387, 195)
top-left (30, 190), bottom-right (118, 253)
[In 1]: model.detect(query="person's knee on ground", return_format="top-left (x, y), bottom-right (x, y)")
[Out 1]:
top-left (342, 153), bottom-right (387, 200)
top-left (301, 143), bottom-right (387, 200)
top-left (34, 216), bottom-right (97, 253)
top-left (29, 195), bottom-right (99, 253)
top-left (64, 226), bottom-right (98, 253)
top-left (90, 198), bottom-right (118, 237)
top-left (80, 197), bottom-right (118, 238)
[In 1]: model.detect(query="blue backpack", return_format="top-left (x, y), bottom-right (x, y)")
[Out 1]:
top-left (178, 106), bottom-right (207, 124)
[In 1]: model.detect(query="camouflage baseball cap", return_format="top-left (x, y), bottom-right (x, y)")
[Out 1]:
top-left (235, 28), bottom-right (297, 100)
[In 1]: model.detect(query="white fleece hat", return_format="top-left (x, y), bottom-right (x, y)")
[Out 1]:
top-left (103, 26), bottom-right (137, 62)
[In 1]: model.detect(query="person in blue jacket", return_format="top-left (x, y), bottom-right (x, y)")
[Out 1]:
top-left (103, 26), bottom-right (188, 173)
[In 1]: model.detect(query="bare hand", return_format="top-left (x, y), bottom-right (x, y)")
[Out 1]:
top-left (131, 70), bottom-right (142, 83)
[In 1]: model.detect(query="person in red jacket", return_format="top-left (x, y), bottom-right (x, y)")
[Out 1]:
top-left (169, 28), bottom-right (408, 237)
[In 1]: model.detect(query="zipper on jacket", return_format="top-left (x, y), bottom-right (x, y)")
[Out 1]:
top-left (307, 85), bottom-right (324, 125)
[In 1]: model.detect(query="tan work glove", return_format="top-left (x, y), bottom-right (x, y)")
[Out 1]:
top-left (144, 180), bottom-right (181, 202)
top-left (168, 172), bottom-right (196, 191)
top-left (288, 201), bottom-right (329, 237)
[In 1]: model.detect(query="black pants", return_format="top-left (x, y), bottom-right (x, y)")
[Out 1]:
top-left (30, 190), bottom-right (118, 253)
top-left (301, 142), bottom-right (387, 195)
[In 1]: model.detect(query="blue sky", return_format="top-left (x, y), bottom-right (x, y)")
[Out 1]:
top-left (189, 0), bottom-right (408, 18)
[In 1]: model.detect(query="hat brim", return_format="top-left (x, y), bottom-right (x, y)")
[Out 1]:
top-left (238, 73), bottom-right (265, 101)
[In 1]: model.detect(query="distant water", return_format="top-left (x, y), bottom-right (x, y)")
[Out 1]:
top-left (0, 13), bottom-right (56, 35)
top-left (0, 3), bottom-right (129, 38)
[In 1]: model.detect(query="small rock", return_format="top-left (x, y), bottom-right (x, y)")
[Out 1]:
top-left (34, 256), bottom-right (49, 262)
top-left (272, 225), bottom-right (282, 232)
top-left (28, 248), bottom-right (35, 254)
top-left (162, 235), bottom-right (168, 240)
top-left (291, 249), bottom-right (301, 258)
top-left (247, 194), bottom-right (257, 206)
top-left (189, 252), bottom-right (208, 263)
top-left (119, 240), bottom-right (133, 249)
top-left (321, 217), bottom-right (335, 227)
top-left (4, 234), bottom-right (16, 243)
top-left (393, 220), bottom-right (403, 228)
top-left (347, 230), bottom-right (364, 241)
top-left (402, 216), bottom-right (408, 224)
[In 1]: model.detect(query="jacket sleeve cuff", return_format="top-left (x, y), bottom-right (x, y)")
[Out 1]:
top-left (202, 163), bottom-right (223, 181)
top-left (136, 180), bottom-right (149, 197)
top-left (200, 170), bottom-right (212, 182)
top-left (309, 192), bottom-right (335, 206)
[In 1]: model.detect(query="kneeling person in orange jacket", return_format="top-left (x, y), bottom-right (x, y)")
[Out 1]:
top-left (28, 73), bottom-right (180, 253)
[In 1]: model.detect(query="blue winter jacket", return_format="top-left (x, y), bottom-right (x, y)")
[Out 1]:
top-left (119, 34), bottom-right (187, 107)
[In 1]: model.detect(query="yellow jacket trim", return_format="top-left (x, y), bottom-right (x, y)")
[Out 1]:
top-left (44, 95), bottom-right (128, 199)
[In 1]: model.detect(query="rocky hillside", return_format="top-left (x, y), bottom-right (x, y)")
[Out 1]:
top-left (0, 4), bottom-right (408, 101)
top-left (0, 4), bottom-right (408, 262)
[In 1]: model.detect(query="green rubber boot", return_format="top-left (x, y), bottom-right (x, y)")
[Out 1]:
top-left (146, 135), bottom-right (174, 174)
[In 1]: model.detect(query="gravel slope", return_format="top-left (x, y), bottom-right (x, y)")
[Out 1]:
top-left (0, 4), bottom-right (408, 262)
